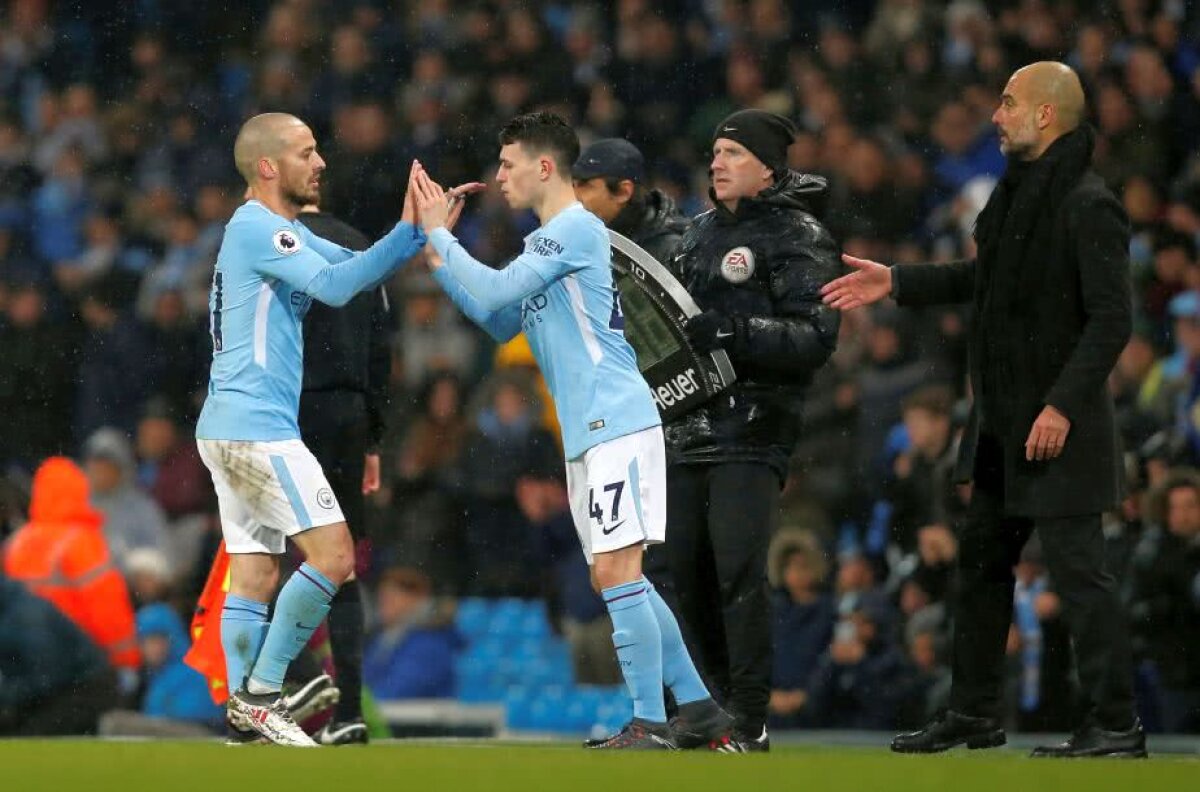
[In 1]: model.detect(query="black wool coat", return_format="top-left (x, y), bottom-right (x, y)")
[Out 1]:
top-left (893, 170), bottom-right (1132, 518)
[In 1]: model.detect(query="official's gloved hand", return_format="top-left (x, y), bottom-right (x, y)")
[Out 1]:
top-left (685, 309), bottom-right (737, 353)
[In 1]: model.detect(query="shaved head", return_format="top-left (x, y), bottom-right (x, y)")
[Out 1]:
top-left (993, 61), bottom-right (1087, 160)
top-left (233, 113), bottom-right (308, 184)
top-left (232, 112), bottom-right (325, 214)
top-left (1014, 61), bottom-right (1086, 132)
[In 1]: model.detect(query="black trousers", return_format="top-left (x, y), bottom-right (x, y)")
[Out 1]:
top-left (949, 434), bottom-right (1136, 729)
top-left (299, 391), bottom-right (368, 540)
top-left (666, 461), bottom-right (778, 734)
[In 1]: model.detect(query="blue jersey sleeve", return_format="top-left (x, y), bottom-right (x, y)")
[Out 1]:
top-left (430, 265), bottom-right (522, 342)
top-left (428, 218), bottom-right (587, 311)
top-left (244, 219), bottom-right (426, 307)
top-left (295, 224), bottom-right (355, 264)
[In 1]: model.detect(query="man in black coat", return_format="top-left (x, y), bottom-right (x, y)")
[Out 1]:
top-left (664, 110), bottom-right (842, 751)
top-left (295, 201), bottom-right (393, 745)
top-left (822, 62), bottom-right (1143, 758)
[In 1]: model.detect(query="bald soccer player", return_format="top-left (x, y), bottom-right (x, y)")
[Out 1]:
top-left (196, 113), bottom-right (426, 746)
top-left (823, 62), bottom-right (1144, 758)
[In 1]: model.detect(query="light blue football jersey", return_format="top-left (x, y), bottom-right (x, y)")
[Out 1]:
top-left (429, 202), bottom-right (661, 459)
top-left (197, 200), bottom-right (424, 441)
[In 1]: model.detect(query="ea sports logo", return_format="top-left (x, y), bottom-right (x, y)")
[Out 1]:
top-left (273, 229), bottom-right (302, 255)
top-left (316, 488), bottom-right (335, 510)
top-left (720, 247), bottom-right (755, 283)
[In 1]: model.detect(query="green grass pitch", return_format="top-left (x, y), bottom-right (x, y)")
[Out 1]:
top-left (2, 740), bottom-right (1195, 792)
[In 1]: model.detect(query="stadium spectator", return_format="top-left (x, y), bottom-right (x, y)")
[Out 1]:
top-left (135, 397), bottom-right (212, 521)
top-left (3, 456), bottom-right (141, 673)
top-left (363, 567), bottom-right (459, 700)
top-left (0, 276), bottom-right (76, 471)
top-left (0, 570), bottom-right (117, 736)
top-left (84, 427), bottom-right (171, 574)
top-left (1130, 469), bottom-right (1200, 733)
top-left (767, 530), bottom-right (835, 729)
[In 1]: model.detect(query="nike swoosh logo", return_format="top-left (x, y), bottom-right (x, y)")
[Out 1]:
top-left (295, 622), bottom-right (316, 631)
top-left (715, 330), bottom-right (734, 339)
top-left (723, 127), bottom-right (737, 132)
top-left (602, 519), bottom-right (626, 536)
top-left (614, 643), bottom-right (635, 651)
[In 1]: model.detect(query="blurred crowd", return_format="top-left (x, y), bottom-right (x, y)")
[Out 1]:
top-left (1, 0), bottom-right (1199, 736)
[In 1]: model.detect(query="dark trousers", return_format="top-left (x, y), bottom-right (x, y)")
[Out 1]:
top-left (300, 391), bottom-right (368, 541)
top-left (949, 435), bottom-right (1136, 729)
top-left (666, 461), bottom-right (778, 734)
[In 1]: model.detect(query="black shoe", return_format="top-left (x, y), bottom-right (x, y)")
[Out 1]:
top-left (1031, 718), bottom-right (1147, 758)
top-left (587, 718), bottom-right (676, 750)
top-left (891, 711), bottom-right (1006, 754)
top-left (669, 698), bottom-right (736, 750)
top-left (314, 718), bottom-right (369, 746)
top-left (282, 674), bottom-right (340, 724)
top-left (710, 725), bottom-right (769, 753)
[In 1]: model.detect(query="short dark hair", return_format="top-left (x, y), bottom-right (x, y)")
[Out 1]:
top-left (902, 384), bottom-right (954, 418)
top-left (601, 176), bottom-right (645, 212)
top-left (498, 112), bottom-right (579, 178)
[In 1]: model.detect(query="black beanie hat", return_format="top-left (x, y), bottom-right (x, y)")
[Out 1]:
top-left (712, 109), bottom-right (798, 177)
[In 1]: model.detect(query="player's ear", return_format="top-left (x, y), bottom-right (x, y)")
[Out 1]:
top-left (258, 157), bottom-right (277, 181)
top-left (539, 155), bottom-right (554, 182)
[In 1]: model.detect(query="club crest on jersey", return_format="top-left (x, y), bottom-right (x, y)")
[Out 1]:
top-left (273, 229), bottom-right (302, 255)
top-left (316, 488), bottom-right (335, 510)
top-left (720, 246), bottom-right (755, 283)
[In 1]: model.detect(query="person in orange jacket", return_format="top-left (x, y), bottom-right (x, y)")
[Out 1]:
top-left (3, 456), bottom-right (141, 672)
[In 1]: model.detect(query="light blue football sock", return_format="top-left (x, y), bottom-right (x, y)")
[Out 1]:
top-left (221, 594), bottom-right (269, 693)
top-left (603, 579), bottom-right (666, 723)
top-left (645, 578), bottom-right (711, 706)
top-left (247, 563), bottom-right (337, 693)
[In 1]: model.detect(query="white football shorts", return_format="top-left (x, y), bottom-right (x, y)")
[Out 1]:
top-left (197, 438), bottom-right (345, 555)
top-left (566, 425), bottom-right (666, 564)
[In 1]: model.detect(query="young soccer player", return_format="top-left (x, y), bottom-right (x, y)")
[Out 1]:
top-left (412, 112), bottom-right (733, 750)
top-left (197, 113), bottom-right (426, 746)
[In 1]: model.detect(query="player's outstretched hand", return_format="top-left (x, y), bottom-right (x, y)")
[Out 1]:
top-left (820, 253), bottom-right (893, 311)
top-left (401, 160), bottom-right (420, 227)
top-left (446, 181), bottom-right (487, 231)
top-left (413, 163), bottom-right (449, 236)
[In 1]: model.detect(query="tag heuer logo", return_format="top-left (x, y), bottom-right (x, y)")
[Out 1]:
top-left (720, 247), bottom-right (755, 283)
top-left (273, 229), bottom-right (302, 255)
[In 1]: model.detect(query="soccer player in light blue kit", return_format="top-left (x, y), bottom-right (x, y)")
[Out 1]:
top-left (196, 113), bottom-right (426, 746)
top-left (413, 113), bottom-right (734, 750)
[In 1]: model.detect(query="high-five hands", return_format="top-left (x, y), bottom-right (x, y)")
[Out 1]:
top-left (409, 162), bottom-right (485, 270)
top-left (412, 162), bottom-right (484, 237)
top-left (820, 254), bottom-right (894, 311)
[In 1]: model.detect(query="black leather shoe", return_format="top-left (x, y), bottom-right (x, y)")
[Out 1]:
top-left (891, 710), bottom-right (1006, 754)
top-left (1031, 719), bottom-right (1147, 758)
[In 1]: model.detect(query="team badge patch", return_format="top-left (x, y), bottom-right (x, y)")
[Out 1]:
top-left (316, 488), bottom-right (335, 510)
top-left (273, 229), bottom-right (302, 255)
top-left (720, 247), bottom-right (755, 283)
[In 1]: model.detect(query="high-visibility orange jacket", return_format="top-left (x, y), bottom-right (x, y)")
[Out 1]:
top-left (3, 457), bottom-right (141, 670)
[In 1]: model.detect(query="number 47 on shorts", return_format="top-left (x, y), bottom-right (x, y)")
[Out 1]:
top-left (589, 480), bottom-right (625, 534)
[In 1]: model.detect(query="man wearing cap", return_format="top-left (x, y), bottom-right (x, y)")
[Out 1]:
top-left (664, 109), bottom-right (842, 751)
top-left (572, 138), bottom-right (691, 266)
